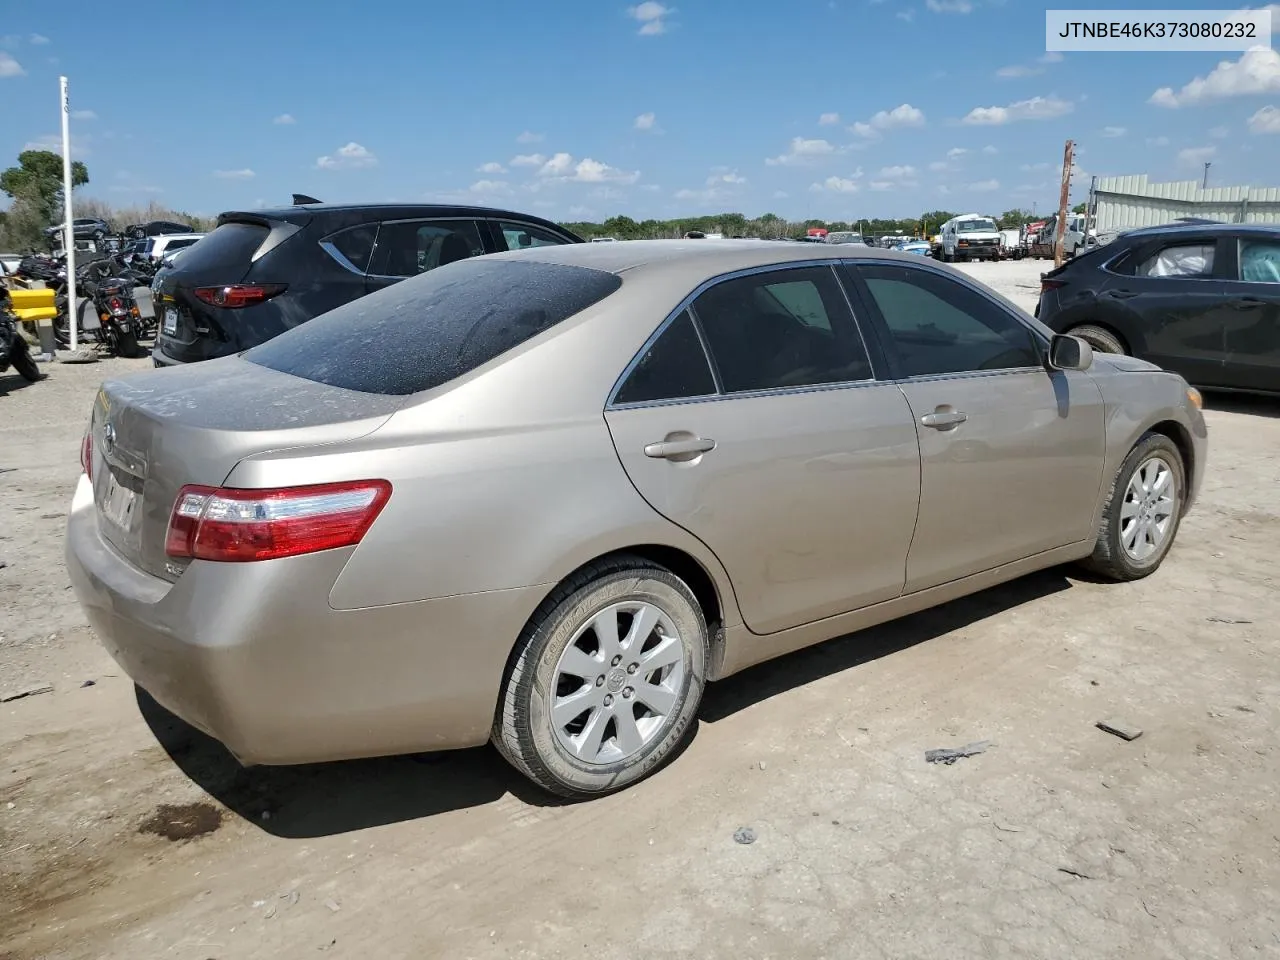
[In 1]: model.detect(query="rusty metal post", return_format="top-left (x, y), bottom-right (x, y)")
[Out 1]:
top-left (1053, 139), bottom-right (1074, 268)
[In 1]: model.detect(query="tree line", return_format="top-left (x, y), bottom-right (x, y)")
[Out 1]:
top-left (560, 207), bottom-right (1087, 241)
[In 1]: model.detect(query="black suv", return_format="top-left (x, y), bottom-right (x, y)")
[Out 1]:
top-left (1036, 222), bottom-right (1280, 395)
top-left (152, 203), bottom-right (583, 365)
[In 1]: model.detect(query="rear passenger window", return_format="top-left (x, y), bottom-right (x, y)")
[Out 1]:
top-left (613, 311), bottom-right (715, 405)
top-left (692, 266), bottom-right (872, 393)
top-left (323, 223), bottom-right (379, 274)
top-left (370, 220), bottom-right (485, 278)
top-left (1135, 242), bottom-right (1216, 278)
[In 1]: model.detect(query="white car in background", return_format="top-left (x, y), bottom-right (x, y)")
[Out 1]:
top-left (144, 233), bottom-right (206, 262)
top-left (0, 253), bottom-right (21, 276)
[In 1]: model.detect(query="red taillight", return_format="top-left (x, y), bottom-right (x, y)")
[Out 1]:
top-left (81, 432), bottom-right (93, 481)
top-left (1040, 278), bottom-right (1066, 293)
top-left (164, 480), bottom-right (392, 562)
top-left (192, 284), bottom-right (287, 309)
top-left (108, 296), bottom-right (125, 315)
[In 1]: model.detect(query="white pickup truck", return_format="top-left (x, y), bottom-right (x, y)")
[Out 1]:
top-left (938, 214), bottom-right (1002, 262)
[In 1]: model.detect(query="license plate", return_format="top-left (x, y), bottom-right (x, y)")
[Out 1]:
top-left (99, 470), bottom-right (138, 530)
top-left (162, 306), bottom-right (179, 336)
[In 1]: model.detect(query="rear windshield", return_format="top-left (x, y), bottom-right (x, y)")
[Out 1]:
top-left (245, 258), bottom-right (622, 395)
top-left (173, 221), bottom-right (268, 274)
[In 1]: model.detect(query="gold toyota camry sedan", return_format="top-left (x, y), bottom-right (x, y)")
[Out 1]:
top-left (67, 240), bottom-right (1207, 798)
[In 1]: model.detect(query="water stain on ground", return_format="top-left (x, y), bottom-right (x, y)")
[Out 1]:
top-left (138, 802), bottom-right (224, 842)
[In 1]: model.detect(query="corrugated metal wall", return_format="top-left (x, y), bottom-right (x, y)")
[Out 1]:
top-left (1093, 175), bottom-right (1280, 232)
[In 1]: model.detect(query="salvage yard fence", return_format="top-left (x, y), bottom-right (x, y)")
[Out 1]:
top-left (1093, 174), bottom-right (1280, 234)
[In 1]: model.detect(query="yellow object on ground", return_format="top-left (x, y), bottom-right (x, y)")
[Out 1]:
top-left (7, 286), bottom-right (57, 322)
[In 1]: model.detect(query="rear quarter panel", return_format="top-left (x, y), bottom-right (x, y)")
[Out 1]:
top-left (222, 289), bottom-right (744, 626)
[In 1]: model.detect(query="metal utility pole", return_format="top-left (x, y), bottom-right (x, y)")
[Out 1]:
top-left (60, 75), bottom-right (77, 351)
top-left (1053, 139), bottom-right (1074, 268)
top-left (1202, 162), bottom-right (1211, 190)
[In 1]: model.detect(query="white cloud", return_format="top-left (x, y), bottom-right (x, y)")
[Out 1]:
top-left (969, 178), bottom-right (1000, 192)
top-left (1178, 145), bottom-right (1217, 167)
top-left (510, 153), bottom-right (546, 167)
top-left (273, 113), bottom-right (296, 125)
top-left (869, 180), bottom-right (895, 191)
top-left (469, 179), bottom-right (511, 195)
top-left (109, 183), bottom-right (163, 194)
top-left (879, 164), bottom-right (917, 179)
top-left (1150, 47), bottom-right (1280, 107)
top-left (982, 144), bottom-right (998, 154)
top-left (997, 64), bottom-right (1041, 79)
top-left (927, 0), bottom-right (972, 11)
top-left (962, 96), bottom-right (1073, 125)
top-left (628, 1), bottom-right (673, 35)
top-left (773, 190), bottom-right (789, 198)
top-left (536, 152), bottom-right (640, 184)
top-left (765, 136), bottom-right (838, 166)
top-left (896, 9), bottom-right (916, 20)
top-left (938, 185), bottom-right (952, 196)
top-left (707, 168), bottom-right (747, 185)
top-left (213, 168), bottom-right (256, 179)
top-left (634, 111), bottom-right (658, 131)
top-left (28, 33), bottom-right (49, 45)
top-left (1021, 162), bottom-right (1053, 172)
top-left (1248, 105), bottom-right (1280, 133)
top-left (819, 112), bottom-right (841, 125)
top-left (316, 141), bottom-right (377, 170)
top-left (23, 132), bottom-right (90, 157)
top-left (946, 147), bottom-right (968, 158)
top-left (516, 130), bottom-right (544, 144)
top-left (0, 52), bottom-right (24, 77)
top-left (1209, 125), bottom-right (1230, 139)
top-left (929, 160), bottom-right (950, 172)
top-left (851, 103), bottom-right (926, 138)
top-left (811, 171), bottom-right (864, 193)
top-left (567, 205), bottom-right (595, 218)
top-left (71, 109), bottom-right (97, 121)
top-left (477, 161), bottom-right (507, 174)
top-left (1146, 135), bottom-right (1170, 147)
top-left (1040, 51), bottom-right (1064, 64)
top-left (1102, 126), bottom-right (1127, 138)
top-left (538, 152), bottom-right (575, 176)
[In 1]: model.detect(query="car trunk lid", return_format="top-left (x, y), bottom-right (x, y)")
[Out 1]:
top-left (87, 356), bottom-right (403, 580)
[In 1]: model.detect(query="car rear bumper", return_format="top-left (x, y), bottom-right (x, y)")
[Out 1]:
top-left (65, 475), bottom-right (545, 765)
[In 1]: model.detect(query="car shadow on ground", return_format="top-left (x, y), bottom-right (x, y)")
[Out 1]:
top-left (0, 371), bottom-right (43, 396)
top-left (1203, 392), bottom-right (1280, 419)
top-left (140, 569), bottom-right (1074, 839)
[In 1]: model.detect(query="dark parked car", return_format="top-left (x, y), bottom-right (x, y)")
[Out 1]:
top-left (44, 217), bottom-right (112, 242)
top-left (124, 220), bottom-right (197, 240)
top-left (152, 203), bottom-right (584, 366)
top-left (1037, 223), bottom-right (1280, 395)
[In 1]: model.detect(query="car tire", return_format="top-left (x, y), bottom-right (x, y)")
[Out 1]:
top-left (1081, 432), bottom-right (1185, 582)
top-left (493, 555), bottom-right (709, 799)
top-left (1068, 324), bottom-right (1126, 355)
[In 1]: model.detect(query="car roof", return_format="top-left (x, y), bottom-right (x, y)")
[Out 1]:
top-left (485, 237), bottom-right (928, 277)
top-left (1120, 221), bottom-right (1279, 240)
top-left (221, 202), bottom-right (576, 233)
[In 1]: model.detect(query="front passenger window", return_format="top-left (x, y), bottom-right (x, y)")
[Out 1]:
top-left (497, 221), bottom-right (571, 251)
top-left (858, 264), bottom-right (1040, 377)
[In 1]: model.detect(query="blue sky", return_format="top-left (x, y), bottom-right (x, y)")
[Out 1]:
top-left (2, 0), bottom-right (1278, 223)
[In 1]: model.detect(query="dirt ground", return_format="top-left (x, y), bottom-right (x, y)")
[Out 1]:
top-left (2, 258), bottom-right (1278, 960)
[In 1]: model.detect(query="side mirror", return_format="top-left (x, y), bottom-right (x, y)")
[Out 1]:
top-left (1048, 333), bottom-right (1093, 371)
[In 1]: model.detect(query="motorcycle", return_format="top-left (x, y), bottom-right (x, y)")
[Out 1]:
top-left (73, 258), bottom-right (147, 357)
top-left (0, 288), bottom-right (42, 383)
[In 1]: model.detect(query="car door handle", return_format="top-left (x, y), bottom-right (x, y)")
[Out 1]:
top-left (1107, 289), bottom-right (1139, 299)
top-left (920, 410), bottom-right (968, 429)
top-left (644, 437), bottom-right (716, 459)
top-left (1234, 297), bottom-right (1265, 310)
